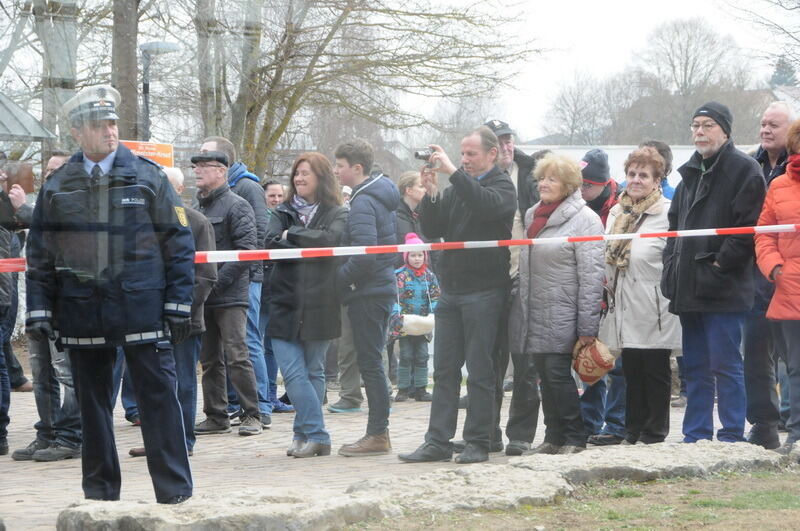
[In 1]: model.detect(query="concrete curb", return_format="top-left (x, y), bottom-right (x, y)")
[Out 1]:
top-left (56, 441), bottom-right (787, 530)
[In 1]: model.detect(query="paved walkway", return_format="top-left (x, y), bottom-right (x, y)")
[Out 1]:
top-left (0, 380), bottom-right (724, 529)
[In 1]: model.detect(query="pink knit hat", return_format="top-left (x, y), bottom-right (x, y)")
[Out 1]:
top-left (403, 232), bottom-right (427, 265)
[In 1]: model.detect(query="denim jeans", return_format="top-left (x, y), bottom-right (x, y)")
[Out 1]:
top-left (580, 357), bottom-right (626, 438)
top-left (174, 334), bottom-right (201, 452)
top-left (258, 294), bottom-right (278, 407)
top-left (227, 282), bottom-right (271, 416)
top-left (111, 347), bottom-right (138, 418)
top-left (272, 338), bottom-right (331, 444)
top-left (29, 336), bottom-right (81, 448)
top-left (777, 320), bottom-right (800, 444)
top-left (348, 296), bottom-right (393, 436)
top-left (779, 359), bottom-right (790, 424)
top-left (679, 311), bottom-right (746, 443)
top-left (426, 288), bottom-right (506, 450)
top-left (397, 336), bottom-right (429, 390)
top-left (742, 310), bottom-right (780, 427)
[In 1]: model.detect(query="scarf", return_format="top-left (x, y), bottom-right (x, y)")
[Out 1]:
top-left (527, 199), bottom-right (563, 238)
top-left (787, 153), bottom-right (800, 182)
top-left (291, 195), bottom-right (319, 226)
top-left (605, 187), bottom-right (662, 270)
top-left (408, 263), bottom-right (428, 277)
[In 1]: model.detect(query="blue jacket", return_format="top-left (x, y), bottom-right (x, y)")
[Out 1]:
top-left (338, 173), bottom-right (400, 303)
top-left (26, 144), bottom-right (195, 348)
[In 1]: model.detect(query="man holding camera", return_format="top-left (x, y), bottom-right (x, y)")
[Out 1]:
top-left (399, 126), bottom-right (516, 464)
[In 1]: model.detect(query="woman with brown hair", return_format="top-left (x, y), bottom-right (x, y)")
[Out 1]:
top-left (265, 152), bottom-right (347, 458)
top-left (599, 147), bottom-right (681, 445)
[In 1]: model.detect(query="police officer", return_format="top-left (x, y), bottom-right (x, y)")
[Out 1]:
top-left (25, 85), bottom-right (195, 504)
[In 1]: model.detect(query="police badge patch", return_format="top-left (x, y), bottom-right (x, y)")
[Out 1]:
top-left (174, 206), bottom-right (189, 227)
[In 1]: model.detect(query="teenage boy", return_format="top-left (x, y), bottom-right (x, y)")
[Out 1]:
top-left (334, 139), bottom-right (400, 456)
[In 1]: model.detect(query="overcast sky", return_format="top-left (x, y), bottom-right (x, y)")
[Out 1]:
top-left (497, 0), bottom-right (779, 140)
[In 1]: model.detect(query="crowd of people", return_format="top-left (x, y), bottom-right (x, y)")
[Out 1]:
top-left (0, 83), bottom-right (797, 505)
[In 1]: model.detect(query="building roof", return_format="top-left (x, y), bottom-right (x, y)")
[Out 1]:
top-left (0, 91), bottom-right (55, 141)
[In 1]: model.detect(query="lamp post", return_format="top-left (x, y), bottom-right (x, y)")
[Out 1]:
top-left (139, 41), bottom-right (180, 141)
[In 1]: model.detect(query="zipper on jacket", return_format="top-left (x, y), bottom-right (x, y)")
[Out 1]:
top-left (654, 285), bottom-right (662, 331)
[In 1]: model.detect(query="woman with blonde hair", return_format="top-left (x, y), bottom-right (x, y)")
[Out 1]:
top-left (510, 153), bottom-right (605, 454)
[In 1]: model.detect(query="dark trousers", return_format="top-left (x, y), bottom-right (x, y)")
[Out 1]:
top-left (4, 277), bottom-right (27, 390)
top-left (29, 336), bottom-right (81, 448)
top-left (70, 342), bottom-right (192, 503)
top-left (0, 308), bottom-right (8, 441)
top-left (490, 288), bottom-right (512, 444)
top-left (426, 288), bottom-right (506, 451)
top-left (621, 348), bottom-right (671, 443)
top-left (742, 311), bottom-right (780, 428)
top-left (174, 334), bottom-right (202, 452)
top-left (200, 306), bottom-right (259, 422)
top-left (534, 352), bottom-right (584, 447)
top-left (348, 296), bottom-right (393, 435)
top-left (777, 321), bottom-right (800, 444)
top-left (506, 351), bottom-right (540, 443)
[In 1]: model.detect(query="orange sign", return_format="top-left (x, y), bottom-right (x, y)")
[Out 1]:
top-left (121, 140), bottom-right (174, 167)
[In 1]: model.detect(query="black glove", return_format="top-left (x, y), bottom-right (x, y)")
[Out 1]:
top-left (26, 320), bottom-right (56, 342)
top-left (164, 315), bottom-right (192, 345)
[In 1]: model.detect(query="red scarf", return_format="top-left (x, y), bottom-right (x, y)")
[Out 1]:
top-left (408, 263), bottom-right (427, 277)
top-left (527, 200), bottom-right (563, 238)
top-left (787, 154), bottom-right (800, 181)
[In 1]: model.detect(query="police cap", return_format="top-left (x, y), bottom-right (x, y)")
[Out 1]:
top-left (63, 85), bottom-right (121, 126)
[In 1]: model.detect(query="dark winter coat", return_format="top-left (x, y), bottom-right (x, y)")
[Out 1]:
top-left (419, 165), bottom-right (516, 294)
top-left (26, 144), bottom-right (195, 347)
top-left (197, 183), bottom-right (256, 309)
top-left (751, 146), bottom-right (788, 313)
top-left (186, 206), bottom-right (217, 336)
top-left (514, 148), bottom-right (539, 216)
top-left (661, 140), bottom-right (766, 314)
top-left (228, 162), bottom-right (268, 283)
top-left (266, 201), bottom-right (348, 341)
top-left (337, 174), bottom-right (400, 303)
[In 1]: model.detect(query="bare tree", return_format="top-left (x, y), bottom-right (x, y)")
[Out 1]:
top-left (544, 73), bottom-right (605, 145)
top-left (112, 0), bottom-right (139, 140)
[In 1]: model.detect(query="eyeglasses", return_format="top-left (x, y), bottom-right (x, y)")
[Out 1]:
top-left (191, 164), bottom-right (225, 170)
top-left (689, 121), bottom-right (719, 132)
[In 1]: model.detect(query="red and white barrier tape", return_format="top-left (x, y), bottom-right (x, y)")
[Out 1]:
top-left (3, 224), bottom-right (798, 272)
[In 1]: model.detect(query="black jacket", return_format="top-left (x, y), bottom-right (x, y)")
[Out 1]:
top-left (228, 163), bottom-right (268, 283)
top-left (337, 174), bottom-right (400, 303)
top-left (514, 148), bottom-right (539, 216)
top-left (661, 140), bottom-right (766, 314)
top-left (266, 201), bottom-right (348, 340)
top-left (751, 146), bottom-right (788, 313)
top-left (26, 144), bottom-right (195, 347)
top-left (186, 206), bottom-right (217, 335)
top-left (419, 165), bottom-right (516, 294)
top-left (197, 184), bottom-right (256, 308)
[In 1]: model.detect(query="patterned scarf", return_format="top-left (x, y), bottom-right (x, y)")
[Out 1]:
top-left (605, 187), bottom-right (662, 270)
top-left (291, 195), bottom-right (320, 227)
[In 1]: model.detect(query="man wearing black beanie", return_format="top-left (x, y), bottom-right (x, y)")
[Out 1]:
top-left (661, 101), bottom-right (766, 445)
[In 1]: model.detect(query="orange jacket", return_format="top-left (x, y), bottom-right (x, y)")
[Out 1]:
top-left (755, 158), bottom-right (800, 320)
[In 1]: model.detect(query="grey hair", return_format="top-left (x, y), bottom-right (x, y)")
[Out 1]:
top-left (163, 166), bottom-right (184, 188)
top-left (766, 101), bottom-right (797, 122)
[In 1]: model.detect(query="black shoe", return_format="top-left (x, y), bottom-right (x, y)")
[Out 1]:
top-left (228, 408), bottom-right (244, 426)
top-left (260, 413), bottom-right (272, 428)
top-left (526, 442), bottom-right (561, 455)
top-left (163, 495), bottom-right (191, 505)
top-left (32, 443), bottom-right (81, 461)
top-left (194, 418), bottom-right (231, 435)
top-left (453, 439), bottom-right (503, 453)
top-left (458, 395), bottom-right (468, 409)
top-left (395, 389), bottom-right (412, 402)
top-left (398, 442), bottom-right (452, 463)
top-left (505, 440), bottom-right (531, 456)
top-left (414, 387), bottom-right (432, 402)
top-left (587, 434), bottom-right (624, 446)
top-left (125, 414), bottom-right (141, 426)
top-left (455, 443), bottom-right (488, 464)
top-left (11, 439), bottom-right (49, 461)
top-left (0, 439), bottom-right (7, 456)
top-left (747, 424), bottom-right (781, 450)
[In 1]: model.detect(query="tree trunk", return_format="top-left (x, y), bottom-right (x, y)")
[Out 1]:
top-left (194, 0), bottom-right (217, 137)
top-left (229, 0), bottom-right (263, 159)
top-left (112, 0), bottom-right (139, 140)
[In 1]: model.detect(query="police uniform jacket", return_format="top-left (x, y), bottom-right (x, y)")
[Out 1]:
top-left (25, 144), bottom-right (195, 348)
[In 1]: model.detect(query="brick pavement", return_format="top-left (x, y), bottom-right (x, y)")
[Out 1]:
top-left (0, 382), bottom-right (712, 530)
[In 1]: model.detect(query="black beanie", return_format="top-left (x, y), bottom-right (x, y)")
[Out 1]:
top-left (693, 101), bottom-right (733, 137)
top-left (580, 148), bottom-right (611, 185)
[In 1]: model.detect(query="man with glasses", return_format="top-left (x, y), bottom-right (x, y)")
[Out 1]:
top-left (661, 101), bottom-right (766, 444)
top-left (191, 151), bottom-right (262, 437)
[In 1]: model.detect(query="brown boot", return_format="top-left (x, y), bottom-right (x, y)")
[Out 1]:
top-left (338, 431), bottom-right (391, 457)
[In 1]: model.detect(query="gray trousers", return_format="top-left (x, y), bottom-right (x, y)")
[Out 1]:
top-left (337, 307), bottom-right (364, 406)
top-left (200, 306), bottom-right (260, 422)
